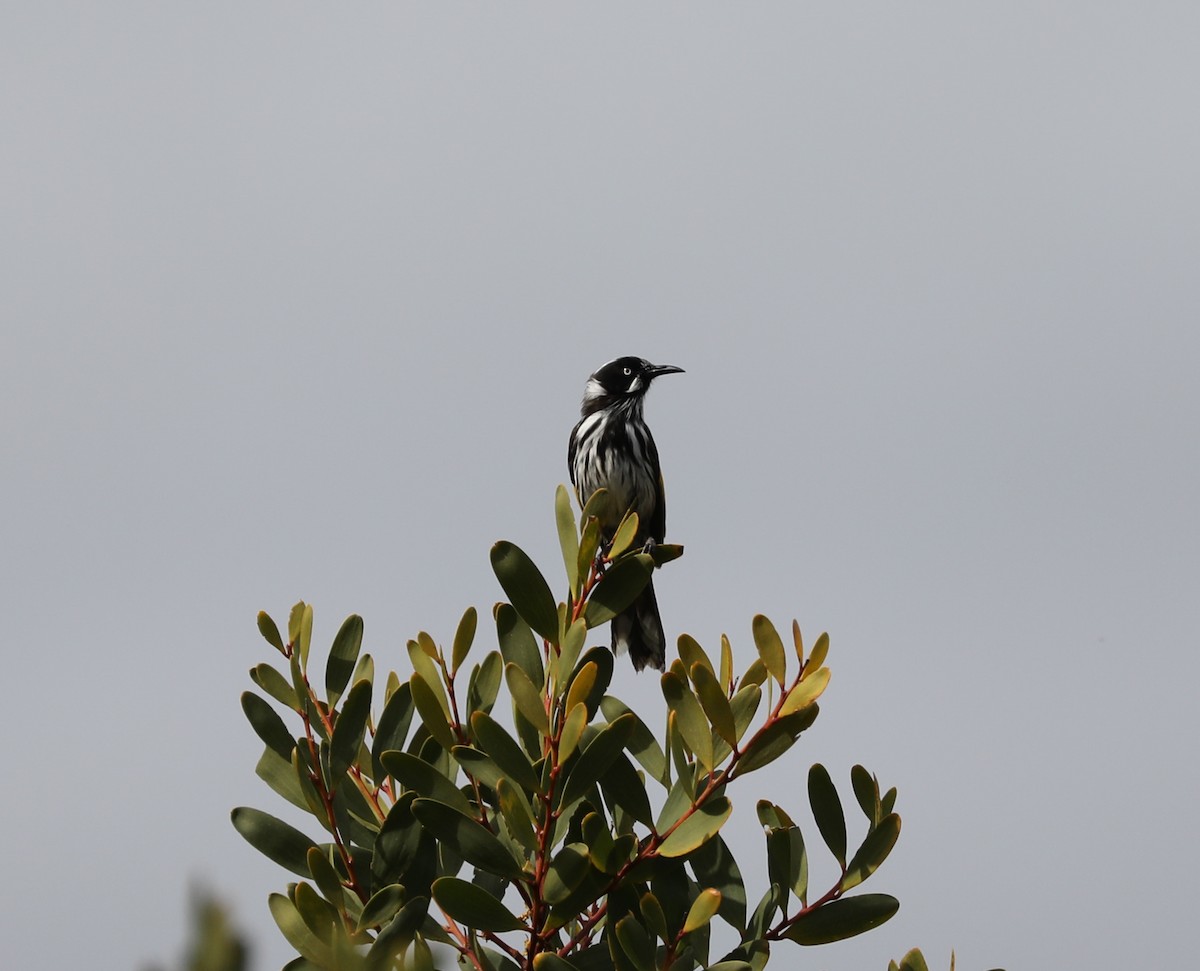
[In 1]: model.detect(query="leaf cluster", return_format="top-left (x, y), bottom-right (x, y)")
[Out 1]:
top-left (234, 487), bottom-right (905, 970)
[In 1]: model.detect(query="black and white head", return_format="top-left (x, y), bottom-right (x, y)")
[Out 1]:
top-left (581, 356), bottom-right (684, 416)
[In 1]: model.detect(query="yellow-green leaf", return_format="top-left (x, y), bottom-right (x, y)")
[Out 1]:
top-left (751, 615), bottom-right (786, 686)
top-left (657, 797), bottom-right (732, 858)
top-left (257, 611), bottom-right (286, 654)
top-left (505, 663), bottom-right (549, 736)
top-left (682, 888), bottom-right (722, 934)
top-left (555, 484), bottom-right (581, 596)
top-left (691, 664), bottom-right (737, 748)
top-left (781, 666), bottom-right (830, 715)
top-left (450, 606), bottom-right (477, 675)
top-left (608, 511), bottom-right (640, 559)
top-left (410, 673), bottom-right (455, 750)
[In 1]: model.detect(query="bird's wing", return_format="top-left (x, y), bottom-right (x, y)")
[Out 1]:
top-left (646, 432), bottom-right (667, 543)
top-left (567, 418), bottom-right (582, 487)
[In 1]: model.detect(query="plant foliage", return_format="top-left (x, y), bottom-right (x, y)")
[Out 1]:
top-left (235, 487), bottom-right (908, 970)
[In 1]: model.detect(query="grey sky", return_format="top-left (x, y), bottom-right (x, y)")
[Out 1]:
top-left (3, 4), bottom-right (1197, 969)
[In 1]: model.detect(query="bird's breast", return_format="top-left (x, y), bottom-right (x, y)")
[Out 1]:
top-left (571, 412), bottom-right (657, 533)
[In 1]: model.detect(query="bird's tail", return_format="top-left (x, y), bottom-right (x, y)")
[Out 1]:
top-left (611, 577), bottom-right (666, 671)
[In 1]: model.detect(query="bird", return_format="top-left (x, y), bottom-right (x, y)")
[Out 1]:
top-left (568, 356), bottom-right (683, 671)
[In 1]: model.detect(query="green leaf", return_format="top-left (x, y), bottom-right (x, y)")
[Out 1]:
top-left (491, 541), bottom-right (560, 645)
top-left (657, 796), bottom-right (731, 858)
top-left (747, 884), bottom-right (782, 941)
top-left (719, 635), bottom-right (733, 693)
top-left (251, 662), bottom-right (298, 711)
top-left (806, 632), bottom-right (830, 674)
top-left (567, 647), bottom-right (613, 721)
top-left (600, 697), bottom-right (666, 784)
top-left (689, 834), bottom-right (747, 932)
top-left (496, 776), bottom-right (539, 852)
top-left (647, 543), bottom-right (684, 567)
top-left (351, 652), bottom-right (374, 693)
top-left (411, 798), bottom-right (526, 881)
top-left (896, 948), bottom-right (932, 971)
top-left (293, 602), bottom-right (314, 668)
top-left (452, 745), bottom-right (505, 792)
top-left (691, 664), bottom-right (737, 749)
top-left (599, 753), bottom-right (655, 827)
top-left (408, 934), bottom-right (435, 971)
top-left (432, 876), bottom-right (526, 932)
top-left (450, 606), bottom-right (478, 675)
top-left (639, 892), bottom-right (669, 941)
top-left (766, 826), bottom-right (792, 901)
top-left (505, 662), bottom-right (549, 736)
top-left (791, 620), bottom-right (804, 668)
top-left (783, 893), bottom-right (899, 944)
top-left (841, 813), bottom-right (901, 891)
top-left (729, 684), bottom-right (762, 745)
top-left (471, 712), bottom-right (541, 794)
top-left (305, 847), bottom-right (343, 905)
top-left (576, 515), bottom-right (602, 589)
top-left (543, 842), bottom-right (592, 906)
top-left (325, 614), bottom-right (364, 707)
top-left (661, 672), bottom-right (714, 774)
top-left (241, 691), bottom-right (295, 760)
top-left (330, 678), bottom-right (371, 784)
top-left (372, 681), bottom-right (414, 780)
top-left (357, 883), bottom-right (406, 931)
top-left (683, 888), bottom-right (722, 934)
top-left (269, 892), bottom-right (332, 966)
top-left (584, 554), bottom-right (654, 627)
top-left (558, 713), bottom-right (636, 811)
top-left (881, 786), bottom-right (898, 817)
top-left (677, 634), bottom-right (714, 678)
top-left (410, 673), bottom-right (456, 750)
top-left (257, 611), bottom-right (286, 654)
top-left (406, 638), bottom-right (445, 704)
top-left (231, 807), bottom-right (317, 877)
top-left (735, 708), bottom-right (816, 774)
top-left (555, 484), bottom-right (581, 596)
top-left (559, 702), bottom-right (588, 763)
top-left (466, 650), bottom-right (503, 717)
top-left (533, 954), bottom-right (582, 971)
top-left (751, 615), bottom-right (787, 686)
top-left (255, 748), bottom-right (307, 811)
top-left (615, 915), bottom-right (654, 970)
top-left (495, 602), bottom-right (545, 686)
top-left (608, 511), bottom-right (640, 559)
top-left (789, 826), bottom-right (809, 902)
top-left (851, 764), bottom-right (880, 825)
top-left (380, 750), bottom-right (472, 815)
top-left (740, 657), bottom-right (768, 689)
top-left (564, 661), bottom-right (597, 716)
top-left (808, 764), bottom-right (847, 868)
top-left (780, 666), bottom-right (830, 715)
top-left (371, 795), bottom-right (430, 896)
top-left (368, 894), bottom-right (430, 963)
top-left (556, 619), bottom-right (588, 684)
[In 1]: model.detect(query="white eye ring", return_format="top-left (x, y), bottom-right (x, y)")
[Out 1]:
top-left (623, 367), bottom-right (632, 376)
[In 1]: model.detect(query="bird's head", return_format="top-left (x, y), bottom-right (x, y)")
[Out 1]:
top-left (581, 356), bottom-right (684, 414)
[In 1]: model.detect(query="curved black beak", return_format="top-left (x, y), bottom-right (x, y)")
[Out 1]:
top-left (648, 363), bottom-right (685, 378)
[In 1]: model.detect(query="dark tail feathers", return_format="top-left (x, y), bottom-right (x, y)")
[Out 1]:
top-left (611, 577), bottom-right (666, 671)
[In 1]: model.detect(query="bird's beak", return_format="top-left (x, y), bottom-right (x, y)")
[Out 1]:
top-left (648, 364), bottom-right (685, 378)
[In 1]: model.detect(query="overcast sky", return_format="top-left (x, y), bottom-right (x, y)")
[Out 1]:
top-left (3, 4), bottom-right (1198, 970)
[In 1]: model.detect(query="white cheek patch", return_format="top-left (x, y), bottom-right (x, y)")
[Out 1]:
top-left (629, 376), bottom-right (643, 393)
top-left (583, 378), bottom-right (606, 402)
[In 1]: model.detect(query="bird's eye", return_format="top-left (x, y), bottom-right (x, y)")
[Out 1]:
top-left (623, 367), bottom-right (632, 376)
